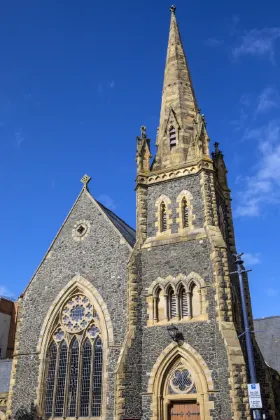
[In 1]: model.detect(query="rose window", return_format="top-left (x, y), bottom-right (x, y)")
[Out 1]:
top-left (61, 295), bottom-right (94, 333)
top-left (169, 368), bottom-right (196, 394)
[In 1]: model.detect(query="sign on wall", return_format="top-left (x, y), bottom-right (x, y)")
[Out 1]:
top-left (248, 383), bottom-right (262, 409)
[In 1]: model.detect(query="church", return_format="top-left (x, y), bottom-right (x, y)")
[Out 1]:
top-left (5, 6), bottom-right (280, 420)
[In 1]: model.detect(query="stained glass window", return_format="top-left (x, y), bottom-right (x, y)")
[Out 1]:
top-left (67, 339), bottom-right (79, 416)
top-left (54, 341), bottom-right (68, 416)
top-left (44, 342), bottom-right (57, 418)
top-left (80, 339), bottom-right (92, 417)
top-left (92, 338), bottom-right (103, 417)
top-left (169, 368), bottom-right (196, 394)
top-left (44, 294), bottom-right (103, 418)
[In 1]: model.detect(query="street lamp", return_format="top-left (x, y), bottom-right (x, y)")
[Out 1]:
top-left (167, 324), bottom-right (181, 343)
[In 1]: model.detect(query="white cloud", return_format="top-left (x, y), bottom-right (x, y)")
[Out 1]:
top-left (97, 194), bottom-right (116, 211)
top-left (256, 87), bottom-right (280, 114)
top-left (0, 285), bottom-right (15, 298)
top-left (242, 253), bottom-right (261, 266)
top-left (109, 80), bottom-right (115, 88)
top-left (205, 38), bottom-right (224, 47)
top-left (233, 27), bottom-right (280, 61)
top-left (265, 287), bottom-right (279, 297)
top-left (235, 120), bottom-right (280, 217)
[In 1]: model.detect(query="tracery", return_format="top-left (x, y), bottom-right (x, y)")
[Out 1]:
top-left (44, 294), bottom-right (103, 418)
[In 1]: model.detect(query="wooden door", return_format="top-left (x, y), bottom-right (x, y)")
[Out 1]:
top-left (169, 401), bottom-right (200, 419)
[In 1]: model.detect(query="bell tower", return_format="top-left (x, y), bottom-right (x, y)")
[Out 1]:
top-left (129, 5), bottom-right (278, 420)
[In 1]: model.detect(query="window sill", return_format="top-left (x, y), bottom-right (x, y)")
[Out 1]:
top-left (146, 314), bottom-right (208, 327)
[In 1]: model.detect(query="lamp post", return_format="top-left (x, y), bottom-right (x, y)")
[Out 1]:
top-left (232, 253), bottom-right (262, 420)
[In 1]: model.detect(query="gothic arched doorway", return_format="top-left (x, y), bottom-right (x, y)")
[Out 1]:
top-left (148, 343), bottom-right (214, 420)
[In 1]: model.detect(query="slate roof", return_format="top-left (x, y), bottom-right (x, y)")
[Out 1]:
top-left (96, 201), bottom-right (136, 248)
top-left (254, 316), bottom-right (280, 373)
top-left (0, 359), bottom-right (12, 393)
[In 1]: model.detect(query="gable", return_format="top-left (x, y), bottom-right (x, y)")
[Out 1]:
top-left (16, 187), bottom-right (134, 355)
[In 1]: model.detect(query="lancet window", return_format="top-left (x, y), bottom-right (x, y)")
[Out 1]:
top-left (44, 294), bottom-right (103, 419)
top-left (153, 281), bottom-right (201, 323)
top-left (182, 197), bottom-right (189, 228)
top-left (169, 126), bottom-right (177, 147)
top-left (160, 202), bottom-right (167, 232)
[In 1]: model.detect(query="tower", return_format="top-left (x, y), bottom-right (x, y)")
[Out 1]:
top-left (130, 5), bottom-right (278, 420)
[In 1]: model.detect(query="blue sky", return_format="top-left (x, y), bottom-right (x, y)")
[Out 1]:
top-left (0, 0), bottom-right (280, 318)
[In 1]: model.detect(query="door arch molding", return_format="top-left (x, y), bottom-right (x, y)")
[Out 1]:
top-left (148, 342), bottom-right (214, 420)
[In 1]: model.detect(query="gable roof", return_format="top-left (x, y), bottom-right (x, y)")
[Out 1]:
top-left (96, 200), bottom-right (136, 247)
top-left (21, 185), bottom-right (136, 297)
top-left (254, 316), bottom-right (280, 373)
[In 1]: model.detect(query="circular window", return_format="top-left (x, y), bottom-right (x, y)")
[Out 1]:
top-left (72, 220), bottom-right (90, 241)
top-left (169, 368), bottom-right (195, 394)
top-left (61, 295), bottom-right (94, 333)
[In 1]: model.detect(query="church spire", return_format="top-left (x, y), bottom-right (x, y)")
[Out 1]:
top-left (152, 6), bottom-right (209, 171)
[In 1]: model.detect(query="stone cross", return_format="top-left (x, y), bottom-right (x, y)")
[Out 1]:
top-left (170, 5), bottom-right (176, 13)
top-left (80, 174), bottom-right (91, 187)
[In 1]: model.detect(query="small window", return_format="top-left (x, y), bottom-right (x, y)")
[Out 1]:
top-left (182, 198), bottom-right (189, 228)
top-left (160, 202), bottom-right (167, 232)
top-left (180, 287), bottom-right (188, 318)
top-left (168, 289), bottom-right (176, 319)
top-left (169, 126), bottom-right (176, 147)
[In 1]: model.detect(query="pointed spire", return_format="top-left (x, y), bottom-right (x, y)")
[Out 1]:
top-left (153, 6), bottom-right (206, 171)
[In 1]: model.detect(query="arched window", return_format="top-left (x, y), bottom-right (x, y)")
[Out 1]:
top-left (168, 288), bottom-right (176, 319)
top-left (160, 202), bottom-right (167, 232)
top-left (179, 287), bottom-right (189, 318)
top-left (182, 198), bottom-right (189, 228)
top-left (43, 294), bottom-right (104, 419)
top-left (169, 126), bottom-right (176, 147)
top-left (44, 342), bottom-right (57, 418)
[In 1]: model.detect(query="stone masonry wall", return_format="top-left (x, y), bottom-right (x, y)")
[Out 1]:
top-left (9, 190), bottom-right (131, 420)
top-left (138, 240), bottom-right (232, 419)
top-left (147, 175), bottom-right (204, 237)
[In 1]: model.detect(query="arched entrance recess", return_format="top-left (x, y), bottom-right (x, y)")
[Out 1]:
top-left (148, 342), bottom-right (214, 420)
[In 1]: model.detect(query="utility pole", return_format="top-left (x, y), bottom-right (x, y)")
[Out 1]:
top-left (233, 253), bottom-right (262, 420)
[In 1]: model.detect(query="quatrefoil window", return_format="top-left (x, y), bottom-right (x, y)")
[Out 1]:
top-left (72, 220), bottom-right (91, 241)
top-left (169, 368), bottom-right (196, 394)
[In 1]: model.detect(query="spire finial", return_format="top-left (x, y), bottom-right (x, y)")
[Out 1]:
top-left (140, 125), bottom-right (147, 138)
top-left (81, 174), bottom-right (91, 189)
top-left (214, 142), bottom-right (220, 154)
top-left (170, 4), bottom-right (176, 14)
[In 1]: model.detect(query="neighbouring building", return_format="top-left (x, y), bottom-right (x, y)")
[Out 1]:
top-left (0, 297), bottom-right (17, 416)
top-left (4, 6), bottom-right (280, 420)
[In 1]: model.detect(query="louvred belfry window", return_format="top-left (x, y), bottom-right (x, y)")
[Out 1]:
top-left (161, 202), bottom-right (167, 232)
top-left (168, 289), bottom-right (177, 319)
top-left (180, 287), bottom-right (188, 318)
top-left (43, 295), bottom-right (103, 418)
top-left (170, 126), bottom-right (177, 147)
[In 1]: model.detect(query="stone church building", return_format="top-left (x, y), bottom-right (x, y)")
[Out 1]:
top-left (6, 6), bottom-right (279, 420)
